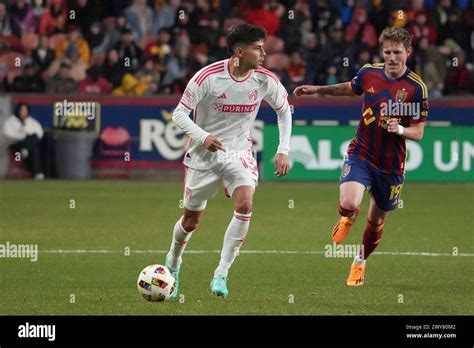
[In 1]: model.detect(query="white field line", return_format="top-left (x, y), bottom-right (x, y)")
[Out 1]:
top-left (39, 249), bottom-right (474, 257)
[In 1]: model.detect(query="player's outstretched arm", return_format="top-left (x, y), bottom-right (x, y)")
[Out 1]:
top-left (293, 82), bottom-right (356, 97)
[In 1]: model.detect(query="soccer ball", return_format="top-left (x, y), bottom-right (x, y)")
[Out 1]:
top-left (137, 264), bottom-right (176, 302)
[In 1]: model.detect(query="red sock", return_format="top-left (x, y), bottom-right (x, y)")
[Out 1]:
top-left (360, 220), bottom-right (384, 259)
top-left (338, 203), bottom-right (356, 217)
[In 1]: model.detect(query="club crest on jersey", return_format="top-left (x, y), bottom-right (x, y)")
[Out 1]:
top-left (341, 164), bottom-right (351, 178)
top-left (249, 89), bottom-right (258, 102)
top-left (396, 89), bottom-right (407, 103)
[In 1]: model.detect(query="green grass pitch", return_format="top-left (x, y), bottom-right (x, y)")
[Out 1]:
top-left (0, 180), bottom-right (472, 315)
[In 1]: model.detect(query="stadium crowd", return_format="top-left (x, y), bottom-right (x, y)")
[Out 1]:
top-left (0, 0), bottom-right (473, 97)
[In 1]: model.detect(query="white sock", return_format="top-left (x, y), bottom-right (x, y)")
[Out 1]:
top-left (214, 211), bottom-right (252, 277)
top-left (354, 254), bottom-right (366, 265)
top-left (167, 216), bottom-right (194, 271)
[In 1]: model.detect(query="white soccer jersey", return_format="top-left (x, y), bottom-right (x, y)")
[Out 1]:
top-left (173, 58), bottom-right (292, 170)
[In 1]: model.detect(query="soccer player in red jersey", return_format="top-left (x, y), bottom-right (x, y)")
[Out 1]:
top-left (293, 27), bottom-right (428, 286)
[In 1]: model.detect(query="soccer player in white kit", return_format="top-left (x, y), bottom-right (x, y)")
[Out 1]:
top-left (164, 24), bottom-right (292, 298)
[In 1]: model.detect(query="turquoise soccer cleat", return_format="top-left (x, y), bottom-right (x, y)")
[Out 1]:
top-left (210, 275), bottom-right (228, 298)
top-left (165, 253), bottom-right (179, 299)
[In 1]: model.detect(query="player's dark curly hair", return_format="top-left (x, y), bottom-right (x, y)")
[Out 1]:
top-left (226, 23), bottom-right (267, 55)
top-left (379, 27), bottom-right (412, 50)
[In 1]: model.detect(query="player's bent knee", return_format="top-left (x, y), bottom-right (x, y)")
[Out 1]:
top-left (339, 200), bottom-right (359, 214)
top-left (234, 200), bottom-right (253, 214)
top-left (182, 218), bottom-right (199, 232)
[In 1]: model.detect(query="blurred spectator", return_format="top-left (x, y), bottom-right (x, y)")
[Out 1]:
top-left (325, 65), bottom-right (339, 85)
top-left (208, 33), bottom-right (228, 63)
top-left (0, 63), bottom-right (10, 92)
top-left (201, 14), bottom-right (222, 51)
top-left (84, 20), bottom-right (106, 54)
top-left (68, 0), bottom-right (98, 33)
top-left (300, 33), bottom-right (325, 85)
top-left (189, 44), bottom-right (208, 76)
top-left (136, 57), bottom-right (161, 95)
top-left (0, 2), bottom-right (20, 37)
top-left (31, 0), bottom-right (50, 18)
top-left (324, 23), bottom-right (351, 82)
top-left (445, 49), bottom-right (472, 95)
top-left (281, 0), bottom-right (311, 53)
top-left (244, 1), bottom-right (280, 36)
top-left (115, 15), bottom-right (130, 34)
top-left (39, 0), bottom-right (67, 35)
top-left (408, 10), bottom-right (438, 47)
top-left (153, 0), bottom-right (181, 33)
top-left (102, 49), bottom-right (128, 87)
top-left (160, 42), bottom-right (191, 93)
top-left (2, 102), bottom-right (45, 179)
top-left (438, 8), bottom-right (465, 47)
top-left (12, 61), bottom-right (45, 93)
top-left (114, 27), bottom-right (143, 72)
top-left (348, 48), bottom-right (371, 78)
top-left (310, 0), bottom-right (332, 36)
top-left (125, 0), bottom-right (154, 39)
top-left (46, 61), bottom-right (79, 94)
top-left (191, 0), bottom-right (213, 31)
top-left (345, 5), bottom-right (378, 51)
top-left (32, 35), bottom-right (56, 73)
top-left (55, 25), bottom-right (91, 65)
top-left (96, 16), bottom-right (121, 53)
top-left (79, 65), bottom-right (112, 95)
top-left (10, 0), bottom-right (37, 33)
top-left (287, 51), bottom-right (307, 91)
top-left (112, 73), bottom-right (147, 96)
top-left (144, 28), bottom-right (171, 59)
top-left (415, 37), bottom-right (446, 97)
top-left (430, 0), bottom-right (455, 29)
top-left (64, 47), bottom-right (87, 81)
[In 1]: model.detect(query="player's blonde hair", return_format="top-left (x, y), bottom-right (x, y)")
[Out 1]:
top-left (379, 27), bottom-right (412, 50)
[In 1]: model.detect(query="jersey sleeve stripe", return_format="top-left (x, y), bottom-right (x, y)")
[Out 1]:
top-left (194, 63), bottom-right (225, 84)
top-left (196, 68), bottom-right (224, 86)
top-left (255, 67), bottom-right (279, 81)
top-left (408, 72), bottom-right (428, 95)
top-left (255, 69), bottom-right (279, 84)
top-left (179, 100), bottom-right (193, 110)
top-left (256, 67), bottom-right (279, 80)
top-left (408, 72), bottom-right (428, 97)
top-left (196, 65), bottom-right (224, 85)
top-left (407, 73), bottom-right (428, 98)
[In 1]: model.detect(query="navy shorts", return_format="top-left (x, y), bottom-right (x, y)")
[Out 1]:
top-left (340, 156), bottom-right (405, 212)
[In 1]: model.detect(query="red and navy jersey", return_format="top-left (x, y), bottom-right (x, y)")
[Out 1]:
top-left (348, 63), bottom-right (428, 175)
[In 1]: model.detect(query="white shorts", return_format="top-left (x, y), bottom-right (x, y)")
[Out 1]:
top-left (183, 154), bottom-right (259, 211)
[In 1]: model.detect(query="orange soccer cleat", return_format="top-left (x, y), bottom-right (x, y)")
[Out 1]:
top-left (331, 207), bottom-right (360, 244)
top-left (346, 261), bottom-right (366, 286)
